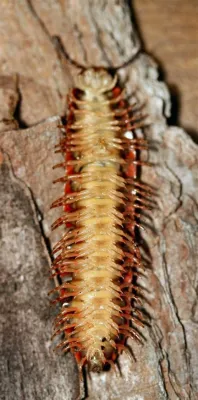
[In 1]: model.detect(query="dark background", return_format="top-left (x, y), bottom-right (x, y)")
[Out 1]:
top-left (134, 0), bottom-right (198, 141)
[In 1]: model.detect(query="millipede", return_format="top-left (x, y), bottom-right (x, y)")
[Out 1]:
top-left (49, 68), bottom-right (152, 373)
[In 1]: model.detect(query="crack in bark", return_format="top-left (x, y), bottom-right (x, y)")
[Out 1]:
top-left (73, 23), bottom-right (89, 65)
top-left (153, 158), bottom-right (194, 398)
top-left (160, 236), bottom-right (192, 399)
top-left (13, 75), bottom-right (28, 129)
top-left (163, 162), bottom-right (183, 225)
top-left (154, 155), bottom-right (196, 398)
top-left (51, 35), bottom-right (85, 72)
top-left (26, 0), bottom-right (53, 43)
top-left (108, 30), bottom-right (126, 58)
top-left (28, 188), bottom-right (53, 262)
top-left (179, 202), bottom-right (198, 326)
top-left (149, 323), bottom-right (169, 399)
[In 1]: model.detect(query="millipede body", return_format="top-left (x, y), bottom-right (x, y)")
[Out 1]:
top-left (50, 68), bottom-right (149, 373)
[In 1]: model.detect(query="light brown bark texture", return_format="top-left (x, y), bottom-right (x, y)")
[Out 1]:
top-left (0, 1), bottom-right (197, 400)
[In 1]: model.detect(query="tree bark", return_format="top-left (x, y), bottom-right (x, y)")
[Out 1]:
top-left (0, 1), bottom-right (197, 400)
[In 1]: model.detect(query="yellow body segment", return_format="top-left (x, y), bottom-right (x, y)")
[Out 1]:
top-left (71, 78), bottom-right (123, 369)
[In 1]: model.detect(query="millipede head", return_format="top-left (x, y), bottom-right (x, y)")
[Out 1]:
top-left (75, 68), bottom-right (117, 94)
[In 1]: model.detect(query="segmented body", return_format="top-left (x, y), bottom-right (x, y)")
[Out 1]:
top-left (50, 68), bottom-right (149, 372)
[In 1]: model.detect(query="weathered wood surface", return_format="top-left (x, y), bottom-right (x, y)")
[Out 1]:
top-left (0, 1), bottom-right (197, 400)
